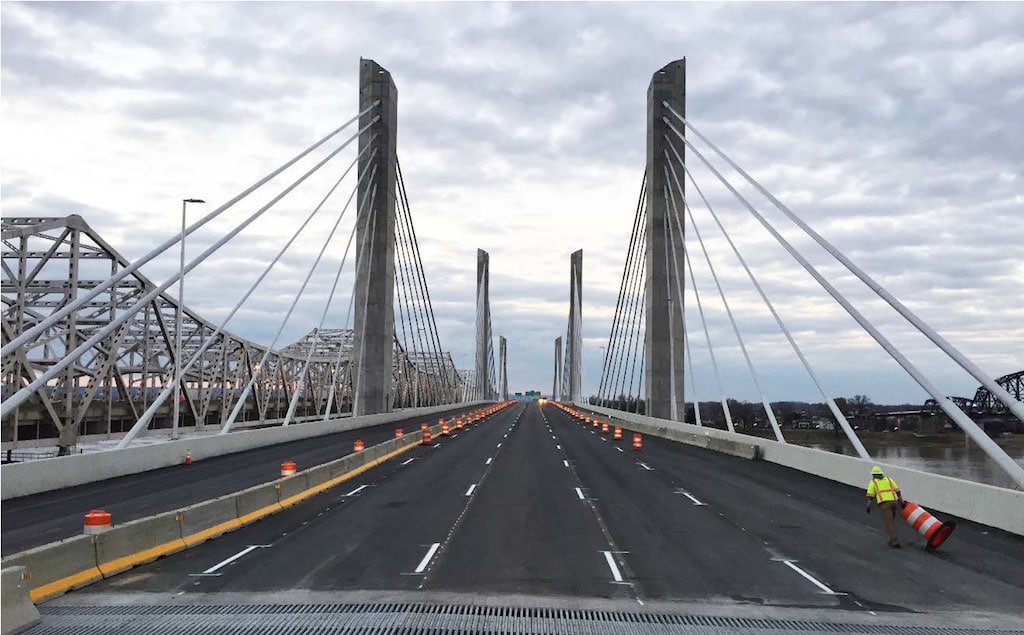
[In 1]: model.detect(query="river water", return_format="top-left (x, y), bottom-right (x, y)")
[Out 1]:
top-left (796, 433), bottom-right (1024, 491)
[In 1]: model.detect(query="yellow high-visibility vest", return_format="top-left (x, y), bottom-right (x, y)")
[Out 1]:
top-left (867, 476), bottom-right (899, 503)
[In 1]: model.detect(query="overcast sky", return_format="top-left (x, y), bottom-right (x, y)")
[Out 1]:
top-left (3, 2), bottom-right (1022, 405)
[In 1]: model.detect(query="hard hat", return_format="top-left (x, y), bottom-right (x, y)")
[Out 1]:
top-left (870, 466), bottom-right (884, 475)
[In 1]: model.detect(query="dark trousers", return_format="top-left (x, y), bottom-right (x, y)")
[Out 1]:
top-left (879, 501), bottom-right (899, 544)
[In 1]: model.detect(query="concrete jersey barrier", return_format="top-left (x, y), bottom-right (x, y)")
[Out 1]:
top-left (577, 402), bottom-right (1024, 536)
top-left (0, 402), bottom-right (514, 604)
top-left (1, 400), bottom-right (488, 500)
top-left (0, 566), bottom-right (40, 635)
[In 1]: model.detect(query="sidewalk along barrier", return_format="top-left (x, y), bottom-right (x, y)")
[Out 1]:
top-left (94, 510), bottom-right (186, 577)
top-left (0, 535), bottom-right (101, 603)
top-left (0, 400), bottom-right (520, 604)
top-left (575, 401), bottom-right (1024, 536)
top-left (0, 566), bottom-right (40, 635)
top-left (1, 400), bottom-right (491, 500)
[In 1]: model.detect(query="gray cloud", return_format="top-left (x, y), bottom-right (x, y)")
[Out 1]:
top-left (2, 1), bottom-right (1021, 405)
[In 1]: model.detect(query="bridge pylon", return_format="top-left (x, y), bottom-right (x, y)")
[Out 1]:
top-left (565, 249), bottom-right (583, 403)
top-left (353, 58), bottom-right (399, 415)
top-left (475, 249), bottom-right (492, 400)
top-left (644, 58), bottom-right (686, 421)
top-left (552, 336), bottom-right (563, 401)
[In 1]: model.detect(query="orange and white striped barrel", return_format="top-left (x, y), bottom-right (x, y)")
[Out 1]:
top-left (601, 421), bottom-right (610, 434)
top-left (421, 422), bottom-right (429, 431)
top-left (441, 422), bottom-right (450, 436)
top-left (83, 509), bottom-right (112, 535)
top-left (395, 428), bottom-right (404, 438)
top-left (592, 418), bottom-right (599, 428)
top-left (422, 428), bottom-right (432, 445)
top-left (632, 432), bottom-right (642, 451)
top-left (280, 460), bottom-right (297, 477)
top-left (901, 501), bottom-right (956, 550)
top-left (613, 425), bottom-right (622, 440)
top-left (456, 419), bottom-right (464, 430)
top-left (353, 440), bottom-right (365, 453)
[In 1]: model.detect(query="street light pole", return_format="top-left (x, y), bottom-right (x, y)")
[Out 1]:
top-left (173, 198), bottom-right (205, 440)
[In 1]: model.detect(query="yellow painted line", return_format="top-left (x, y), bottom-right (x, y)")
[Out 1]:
top-left (29, 566), bottom-right (103, 602)
top-left (21, 434), bottom-right (432, 602)
top-left (97, 537), bottom-right (187, 576)
top-left (181, 517), bottom-right (242, 547)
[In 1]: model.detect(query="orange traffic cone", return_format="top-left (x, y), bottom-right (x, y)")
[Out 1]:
top-left (632, 433), bottom-right (642, 451)
top-left (901, 501), bottom-right (956, 550)
top-left (184, 449), bottom-right (192, 465)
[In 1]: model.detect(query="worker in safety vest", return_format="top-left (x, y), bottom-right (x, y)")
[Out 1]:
top-left (865, 466), bottom-right (904, 548)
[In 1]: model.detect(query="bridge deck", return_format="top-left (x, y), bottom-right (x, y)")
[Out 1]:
top-left (1, 406), bottom-right (475, 555)
top-left (31, 403), bottom-right (1024, 630)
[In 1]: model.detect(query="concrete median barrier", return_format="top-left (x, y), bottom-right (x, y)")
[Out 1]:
top-left (1, 567), bottom-right (40, 635)
top-left (178, 494), bottom-right (241, 547)
top-left (0, 534), bottom-right (101, 602)
top-left (276, 473), bottom-right (311, 508)
top-left (95, 510), bottom-right (185, 577)
top-left (234, 482), bottom-right (283, 525)
top-left (304, 463), bottom-right (334, 489)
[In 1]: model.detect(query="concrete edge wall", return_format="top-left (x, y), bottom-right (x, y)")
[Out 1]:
top-left (1, 401), bottom-right (487, 500)
top-left (0, 566), bottom-right (40, 635)
top-left (0, 401), bottom-right (515, 605)
top-left (576, 402), bottom-right (1024, 536)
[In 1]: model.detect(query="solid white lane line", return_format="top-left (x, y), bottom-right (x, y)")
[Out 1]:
top-left (682, 492), bottom-right (706, 506)
top-left (782, 560), bottom-right (840, 595)
top-left (575, 487), bottom-right (585, 500)
top-left (344, 484), bottom-right (370, 497)
top-left (486, 457), bottom-right (492, 465)
top-left (602, 551), bottom-right (624, 582)
top-left (401, 458), bottom-right (416, 465)
top-left (563, 460), bottom-right (570, 468)
top-left (201, 545), bottom-right (265, 574)
top-left (415, 543), bottom-right (441, 573)
top-left (465, 484), bottom-right (477, 496)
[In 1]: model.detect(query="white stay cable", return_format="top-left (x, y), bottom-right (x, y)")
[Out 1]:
top-left (2, 105), bottom-right (379, 358)
top-left (665, 161), bottom-right (784, 442)
top-left (665, 103), bottom-right (1023, 423)
top-left (113, 147), bottom-right (373, 448)
top-left (221, 165), bottom-right (379, 434)
top-left (669, 141), bottom-right (869, 458)
top-left (282, 179), bottom-right (375, 425)
top-left (1, 121), bottom-right (376, 419)
top-left (665, 117), bottom-right (1024, 489)
top-left (683, 326), bottom-right (701, 427)
top-left (679, 225), bottom-right (735, 433)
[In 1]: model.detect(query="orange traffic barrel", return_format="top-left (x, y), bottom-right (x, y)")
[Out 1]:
top-left (901, 501), bottom-right (956, 550)
top-left (422, 428), bottom-right (432, 445)
top-left (592, 418), bottom-right (599, 428)
top-left (442, 422), bottom-right (450, 436)
top-left (281, 460), bottom-right (297, 477)
top-left (457, 419), bottom-right (464, 430)
top-left (632, 432), bottom-right (642, 451)
top-left (395, 428), bottom-right (404, 438)
top-left (584, 417), bottom-right (591, 425)
top-left (613, 425), bottom-right (622, 440)
top-left (601, 421), bottom-right (610, 434)
top-left (184, 448), bottom-right (192, 465)
top-left (353, 440), bottom-right (365, 452)
top-left (83, 509), bottom-right (112, 535)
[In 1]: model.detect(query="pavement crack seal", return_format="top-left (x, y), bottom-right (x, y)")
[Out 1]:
top-left (416, 403), bottom-right (528, 589)
top-left (541, 405), bottom-right (646, 605)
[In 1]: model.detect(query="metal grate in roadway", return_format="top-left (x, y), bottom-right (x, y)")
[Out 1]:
top-left (36, 603), bottom-right (1023, 634)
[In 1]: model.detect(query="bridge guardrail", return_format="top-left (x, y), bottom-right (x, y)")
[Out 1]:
top-left (577, 402), bottom-right (1024, 536)
top-left (0, 401), bottom-right (487, 500)
top-left (0, 402), bottom-right (513, 604)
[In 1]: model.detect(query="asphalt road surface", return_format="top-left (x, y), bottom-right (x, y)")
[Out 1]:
top-left (59, 401), bottom-right (1023, 619)
top-left (1, 405), bottom-right (479, 555)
